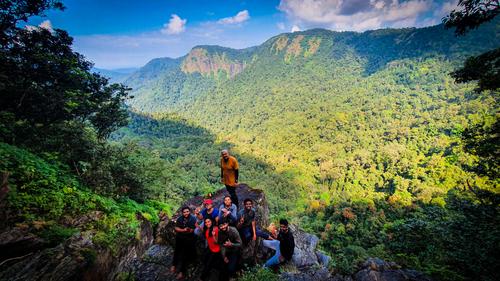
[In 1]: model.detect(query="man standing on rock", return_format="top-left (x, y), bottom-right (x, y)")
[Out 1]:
top-left (171, 206), bottom-right (197, 280)
top-left (263, 218), bottom-right (295, 268)
top-left (216, 218), bottom-right (242, 281)
top-left (220, 149), bottom-right (239, 208)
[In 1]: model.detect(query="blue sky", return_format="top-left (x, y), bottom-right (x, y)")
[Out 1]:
top-left (28, 0), bottom-right (459, 69)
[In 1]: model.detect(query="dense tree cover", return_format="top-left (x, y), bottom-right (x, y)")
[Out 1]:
top-left (0, 0), bottom-right (157, 201)
top-left (112, 111), bottom-right (302, 212)
top-left (0, 0), bottom-right (171, 257)
top-left (0, 1), bottom-right (497, 279)
top-left (0, 142), bottom-right (167, 250)
top-left (121, 19), bottom-right (499, 280)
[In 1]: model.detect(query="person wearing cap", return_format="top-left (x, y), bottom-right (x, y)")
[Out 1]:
top-left (199, 198), bottom-right (220, 225)
top-left (218, 196), bottom-right (237, 226)
top-left (220, 149), bottom-right (240, 207)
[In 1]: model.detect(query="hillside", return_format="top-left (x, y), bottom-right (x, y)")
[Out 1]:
top-left (122, 20), bottom-right (499, 209)
top-left (116, 20), bottom-right (500, 280)
top-left (1, 1), bottom-right (498, 280)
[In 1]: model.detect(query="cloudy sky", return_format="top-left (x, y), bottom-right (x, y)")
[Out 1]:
top-left (28, 0), bottom-right (459, 69)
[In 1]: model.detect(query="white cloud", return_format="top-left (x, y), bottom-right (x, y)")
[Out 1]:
top-left (277, 22), bottom-right (286, 30)
top-left (278, 0), bottom-right (438, 31)
top-left (39, 20), bottom-right (53, 31)
top-left (218, 10), bottom-right (250, 24)
top-left (434, 0), bottom-right (459, 18)
top-left (291, 25), bottom-right (301, 32)
top-left (25, 20), bottom-right (54, 32)
top-left (161, 14), bottom-right (187, 35)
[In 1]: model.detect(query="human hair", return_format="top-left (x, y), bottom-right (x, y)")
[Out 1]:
top-left (181, 206), bottom-right (190, 212)
top-left (279, 218), bottom-right (289, 226)
top-left (220, 216), bottom-right (231, 225)
top-left (224, 195), bottom-right (231, 201)
top-left (243, 198), bottom-right (252, 204)
top-left (204, 217), bottom-right (216, 236)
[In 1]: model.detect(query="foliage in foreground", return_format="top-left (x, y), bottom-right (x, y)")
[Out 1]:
top-left (0, 142), bottom-right (168, 252)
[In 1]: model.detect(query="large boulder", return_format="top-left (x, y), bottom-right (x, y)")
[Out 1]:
top-left (145, 184), bottom-right (332, 280)
top-left (156, 183), bottom-right (269, 260)
top-left (131, 244), bottom-right (176, 281)
top-left (290, 226), bottom-right (328, 268)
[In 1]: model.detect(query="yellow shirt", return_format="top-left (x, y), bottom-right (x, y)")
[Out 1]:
top-left (221, 156), bottom-right (239, 187)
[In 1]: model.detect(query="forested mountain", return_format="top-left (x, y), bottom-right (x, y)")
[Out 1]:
top-left (1, 0), bottom-right (498, 279)
top-left (123, 19), bottom-right (498, 209)
top-left (115, 19), bottom-right (500, 280)
top-left (125, 20), bottom-right (498, 112)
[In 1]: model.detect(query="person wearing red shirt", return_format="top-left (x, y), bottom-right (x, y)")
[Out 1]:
top-left (200, 218), bottom-right (223, 281)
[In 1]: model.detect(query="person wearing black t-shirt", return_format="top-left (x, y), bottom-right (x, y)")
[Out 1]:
top-left (170, 206), bottom-right (197, 280)
top-left (237, 198), bottom-right (270, 244)
top-left (263, 218), bottom-right (295, 268)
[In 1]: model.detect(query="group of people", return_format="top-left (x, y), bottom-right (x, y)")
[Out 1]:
top-left (170, 150), bottom-right (295, 280)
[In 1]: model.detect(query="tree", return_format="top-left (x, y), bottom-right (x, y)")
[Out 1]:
top-left (443, 0), bottom-right (500, 35)
top-left (443, 0), bottom-right (499, 179)
top-left (0, 1), bottom-right (131, 146)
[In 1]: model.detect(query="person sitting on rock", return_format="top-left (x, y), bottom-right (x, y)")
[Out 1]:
top-left (171, 206), bottom-right (197, 280)
top-left (237, 198), bottom-right (271, 244)
top-left (263, 218), bottom-right (295, 268)
top-left (200, 217), bottom-right (223, 281)
top-left (218, 196), bottom-right (237, 226)
top-left (200, 199), bottom-right (220, 224)
top-left (195, 199), bottom-right (220, 236)
top-left (216, 217), bottom-right (242, 281)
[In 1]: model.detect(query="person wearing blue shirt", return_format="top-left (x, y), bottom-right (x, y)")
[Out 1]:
top-left (200, 199), bottom-right (219, 224)
top-left (195, 199), bottom-right (220, 237)
top-left (218, 196), bottom-right (237, 226)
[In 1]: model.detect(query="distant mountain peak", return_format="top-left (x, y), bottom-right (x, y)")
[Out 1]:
top-left (180, 46), bottom-right (247, 78)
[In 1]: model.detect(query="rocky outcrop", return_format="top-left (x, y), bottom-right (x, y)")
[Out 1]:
top-left (281, 258), bottom-right (432, 281)
top-left (134, 184), bottom-right (330, 280)
top-left (354, 258), bottom-right (432, 281)
top-left (131, 244), bottom-right (176, 281)
top-left (0, 184), bottom-right (431, 281)
top-left (0, 214), bottom-right (153, 281)
top-left (181, 48), bottom-right (246, 78)
top-left (140, 185), bottom-right (431, 281)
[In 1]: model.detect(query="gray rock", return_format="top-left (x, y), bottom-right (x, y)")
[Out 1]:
top-left (289, 226), bottom-right (328, 268)
top-left (280, 266), bottom-right (332, 281)
top-left (354, 257), bottom-right (432, 281)
top-left (132, 244), bottom-right (175, 281)
top-left (0, 214), bottom-right (153, 281)
top-left (316, 251), bottom-right (331, 267)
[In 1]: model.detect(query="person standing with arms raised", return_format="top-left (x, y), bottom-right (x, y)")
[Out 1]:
top-left (220, 149), bottom-right (239, 208)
